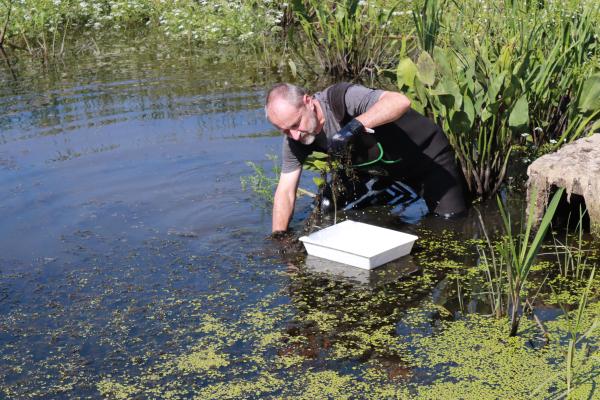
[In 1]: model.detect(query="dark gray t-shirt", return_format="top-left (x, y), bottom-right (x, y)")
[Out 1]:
top-left (280, 84), bottom-right (384, 173)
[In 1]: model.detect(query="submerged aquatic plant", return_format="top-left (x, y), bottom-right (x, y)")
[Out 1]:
top-left (241, 154), bottom-right (281, 206)
top-left (241, 153), bottom-right (319, 208)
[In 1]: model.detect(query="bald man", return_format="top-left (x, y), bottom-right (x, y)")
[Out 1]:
top-left (265, 83), bottom-right (467, 232)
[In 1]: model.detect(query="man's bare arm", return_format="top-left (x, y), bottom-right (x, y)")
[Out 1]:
top-left (272, 168), bottom-right (302, 232)
top-left (355, 91), bottom-right (411, 129)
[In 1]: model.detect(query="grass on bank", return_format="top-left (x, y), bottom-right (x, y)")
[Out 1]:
top-left (0, 0), bottom-right (289, 57)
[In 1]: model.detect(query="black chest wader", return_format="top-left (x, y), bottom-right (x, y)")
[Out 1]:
top-left (323, 83), bottom-right (468, 216)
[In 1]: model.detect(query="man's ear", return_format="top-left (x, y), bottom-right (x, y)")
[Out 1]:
top-left (303, 94), bottom-right (312, 106)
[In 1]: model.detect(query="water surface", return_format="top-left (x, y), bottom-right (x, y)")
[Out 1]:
top-left (1, 42), bottom-right (597, 399)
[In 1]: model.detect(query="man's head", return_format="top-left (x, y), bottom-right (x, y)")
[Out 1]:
top-left (265, 83), bottom-right (323, 145)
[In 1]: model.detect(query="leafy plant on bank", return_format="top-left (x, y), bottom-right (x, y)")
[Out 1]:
top-left (290, 0), bottom-right (403, 79)
top-left (522, 7), bottom-right (600, 149)
top-left (397, 39), bottom-right (528, 198)
top-left (397, 1), bottom-right (600, 199)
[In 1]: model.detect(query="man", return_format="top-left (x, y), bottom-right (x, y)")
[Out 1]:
top-left (265, 82), bottom-right (467, 233)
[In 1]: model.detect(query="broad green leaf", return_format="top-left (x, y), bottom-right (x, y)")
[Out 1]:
top-left (482, 107), bottom-right (492, 122)
top-left (432, 79), bottom-right (462, 111)
top-left (431, 78), bottom-right (460, 96)
top-left (310, 151), bottom-right (329, 159)
top-left (509, 94), bottom-right (529, 129)
top-left (577, 74), bottom-right (600, 112)
top-left (463, 93), bottom-right (475, 128)
top-left (433, 47), bottom-right (453, 76)
top-left (449, 111), bottom-right (472, 134)
top-left (416, 51), bottom-right (436, 86)
top-left (488, 71), bottom-right (506, 103)
top-left (501, 75), bottom-right (522, 104)
top-left (436, 95), bottom-right (456, 112)
top-left (312, 160), bottom-right (328, 170)
top-left (397, 58), bottom-right (418, 89)
top-left (414, 79), bottom-right (429, 108)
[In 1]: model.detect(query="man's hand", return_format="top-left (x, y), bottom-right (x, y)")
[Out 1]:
top-left (329, 118), bottom-right (365, 156)
top-left (269, 229), bottom-right (294, 240)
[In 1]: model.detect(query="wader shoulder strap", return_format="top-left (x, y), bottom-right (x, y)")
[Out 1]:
top-left (326, 82), bottom-right (354, 124)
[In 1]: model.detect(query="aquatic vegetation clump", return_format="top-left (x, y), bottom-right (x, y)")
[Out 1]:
top-left (176, 345), bottom-right (230, 375)
top-left (240, 154), bottom-right (280, 207)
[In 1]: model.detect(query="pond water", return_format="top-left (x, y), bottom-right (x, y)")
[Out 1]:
top-left (1, 41), bottom-right (598, 399)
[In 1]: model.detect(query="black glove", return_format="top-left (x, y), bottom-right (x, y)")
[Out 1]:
top-left (329, 118), bottom-right (365, 156)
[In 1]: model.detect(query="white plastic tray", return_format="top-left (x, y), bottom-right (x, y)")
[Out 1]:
top-left (299, 220), bottom-right (418, 270)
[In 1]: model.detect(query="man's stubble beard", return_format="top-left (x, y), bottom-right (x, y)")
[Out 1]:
top-left (298, 113), bottom-right (319, 145)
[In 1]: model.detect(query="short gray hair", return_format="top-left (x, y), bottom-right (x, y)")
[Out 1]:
top-left (265, 83), bottom-right (307, 119)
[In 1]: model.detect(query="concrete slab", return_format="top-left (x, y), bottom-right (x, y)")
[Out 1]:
top-left (526, 134), bottom-right (600, 234)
